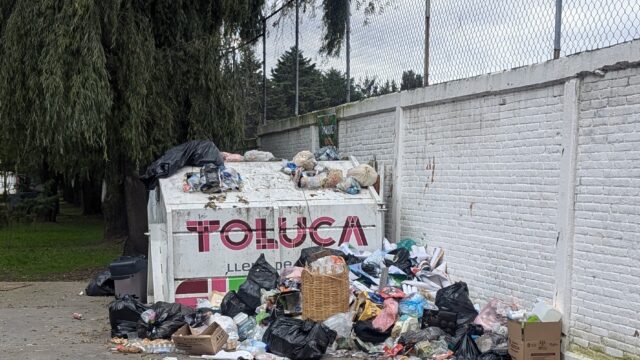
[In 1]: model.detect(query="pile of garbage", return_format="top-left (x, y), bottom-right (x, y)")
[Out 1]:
top-left (280, 148), bottom-right (378, 195)
top-left (106, 240), bottom-right (562, 359)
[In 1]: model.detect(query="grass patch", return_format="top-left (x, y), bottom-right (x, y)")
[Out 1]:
top-left (0, 202), bottom-right (122, 281)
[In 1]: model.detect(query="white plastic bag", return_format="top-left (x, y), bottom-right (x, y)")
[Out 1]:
top-left (347, 164), bottom-right (378, 187)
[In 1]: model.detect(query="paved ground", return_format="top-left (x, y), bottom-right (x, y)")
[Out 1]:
top-left (0, 282), bottom-right (177, 360)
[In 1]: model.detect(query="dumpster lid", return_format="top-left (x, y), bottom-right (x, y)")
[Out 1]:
top-left (157, 160), bottom-right (381, 207)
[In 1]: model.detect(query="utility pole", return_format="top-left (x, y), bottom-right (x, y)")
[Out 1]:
top-left (553, 0), bottom-right (563, 59)
top-left (346, 0), bottom-right (351, 102)
top-left (295, 0), bottom-right (300, 116)
top-left (424, 0), bottom-right (431, 86)
top-left (262, 16), bottom-right (267, 125)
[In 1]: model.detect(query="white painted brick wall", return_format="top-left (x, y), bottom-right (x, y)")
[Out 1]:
top-left (399, 86), bottom-right (564, 305)
top-left (259, 41), bottom-right (640, 358)
top-left (573, 68), bottom-right (640, 358)
top-left (338, 111), bottom-right (396, 237)
top-left (260, 127), bottom-right (311, 160)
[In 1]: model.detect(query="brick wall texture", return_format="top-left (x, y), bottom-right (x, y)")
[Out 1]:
top-left (571, 68), bottom-right (640, 358)
top-left (338, 111), bottom-right (396, 237)
top-left (259, 65), bottom-right (640, 358)
top-left (260, 127), bottom-right (311, 160)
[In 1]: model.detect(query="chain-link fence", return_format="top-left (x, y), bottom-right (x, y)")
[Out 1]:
top-left (232, 0), bottom-right (640, 132)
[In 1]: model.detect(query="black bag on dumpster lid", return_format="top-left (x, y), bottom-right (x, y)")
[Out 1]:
top-left (85, 270), bottom-right (115, 296)
top-left (353, 320), bottom-right (392, 344)
top-left (199, 163), bottom-right (221, 193)
top-left (140, 140), bottom-right (224, 190)
top-left (262, 317), bottom-right (337, 360)
top-left (435, 282), bottom-right (478, 329)
top-left (109, 295), bottom-right (149, 338)
top-left (137, 301), bottom-right (194, 339)
top-left (453, 325), bottom-right (482, 360)
top-left (221, 291), bottom-right (253, 318)
top-left (237, 254), bottom-right (279, 313)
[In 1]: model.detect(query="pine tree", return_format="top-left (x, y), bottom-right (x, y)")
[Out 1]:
top-left (401, 70), bottom-right (424, 91)
top-left (267, 47), bottom-right (326, 120)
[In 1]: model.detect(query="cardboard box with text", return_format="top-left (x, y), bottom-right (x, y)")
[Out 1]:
top-left (508, 320), bottom-right (561, 360)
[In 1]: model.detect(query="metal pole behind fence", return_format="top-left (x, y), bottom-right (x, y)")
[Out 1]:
top-left (262, 17), bottom-right (267, 125)
top-left (424, 0), bottom-right (431, 86)
top-left (295, 0), bottom-right (300, 116)
top-left (554, 0), bottom-right (563, 59)
top-left (346, 0), bottom-right (351, 103)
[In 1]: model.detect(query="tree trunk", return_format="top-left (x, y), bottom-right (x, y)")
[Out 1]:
top-left (103, 160), bottom-right (128, 244)
top-left (123, 161), bottom-right (149, 256)
top-left (62, 177), bottom-right (75, 204)
top-left (81, 177), bottom-right (102, 215)
top-left (72, 175), bottom-right (82, 206)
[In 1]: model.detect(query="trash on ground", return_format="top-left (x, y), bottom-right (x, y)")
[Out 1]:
top-left (105, 147), bottom-right (563, 359)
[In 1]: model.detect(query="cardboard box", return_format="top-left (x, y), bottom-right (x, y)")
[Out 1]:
top-left (508, 320), bottom-right (561, 360)
top-left (172, 322), bottom-right (228, 355)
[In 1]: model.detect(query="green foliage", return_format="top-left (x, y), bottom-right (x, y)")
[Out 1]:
top-left (0, 0), bottom-right (266, 178)
top-left (401, 70), bottom-right (424, 91)
top-left (267, 47), bottom-right (327, 119)
top-left (320, 0), bottom-right (348, 56)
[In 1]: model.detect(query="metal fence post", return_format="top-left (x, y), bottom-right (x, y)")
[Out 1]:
top-left (554, 0), bottom-right (563, 59)
top-left (295, 0), bottom-right (300, 116)
top-left (346, 0), bottom-right (351, 103)
top-left (262, 16), bottom-right (267, 125)
top-left (424, 0), bottom-right (431, 86)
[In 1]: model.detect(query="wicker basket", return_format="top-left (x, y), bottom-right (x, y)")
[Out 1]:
top-left (301, 264), bottom-right (350, 322)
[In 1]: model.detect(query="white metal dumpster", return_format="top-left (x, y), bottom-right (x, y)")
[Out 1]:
top-left (147, 158), bottom-right (384, 306)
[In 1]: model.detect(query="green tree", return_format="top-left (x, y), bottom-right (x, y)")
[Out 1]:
top-left (400, 70), bottom-right (424, 91)
top-left (0, 0), bottom-right (265, 254)
top-left (234, 47), bottom-right (263, 139)
top-left (267, 47), bottom-right (326, 120)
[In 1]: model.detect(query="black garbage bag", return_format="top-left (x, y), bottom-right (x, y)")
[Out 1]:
top-left (237, 280), bottom-right (262, 312)
top-left (140, 140), bottom-right (224, 190)
top-left (479, 351), bottom-right (511, 360)
top-left (453, 326), bottom-right (481, 360)
top-left (221, 291), bottom-right (253, 318)
top-left (435, 282), bottom-right (478, 329)
top-left (237, 254), bottom-right (279, 314)
top-left (246, 254), bottom-right (279, 290)
top-left (384, 248), bottom-right (413, 276)
top-left (353, 320), bottom-right (392, 344)
top-left (422, 309), bottom-right (458, 335)
top-left (398, 327), bottom-right (446, 346)
top-left (294, 246), bottom-right (360, 266)
top-left (137, 302), bottom-right (194, 340)
top-left (85, 270), bottom-right (115, 296)
top-left (109, 295), bottom-right (149, 338)
top-left (262, 317), bottom-right (337, 360)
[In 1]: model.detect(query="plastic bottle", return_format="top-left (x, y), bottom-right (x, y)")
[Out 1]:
top-left (233, 313), bottom-right (257, 341)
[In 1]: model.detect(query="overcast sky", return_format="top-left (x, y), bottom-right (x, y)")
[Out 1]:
top-left (256, 0), bottom-right (640, 84)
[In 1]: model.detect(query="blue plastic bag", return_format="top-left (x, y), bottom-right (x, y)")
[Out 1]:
top-left (399, 293), bottom-right (427, 318)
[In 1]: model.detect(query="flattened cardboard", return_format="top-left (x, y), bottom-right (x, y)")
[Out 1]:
top-left (172, 322), bottom-right (228, 355)
top-left (508, 320), bottom-right (561, 360)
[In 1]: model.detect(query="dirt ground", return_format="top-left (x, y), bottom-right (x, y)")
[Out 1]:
top-left (0, 282), bottom-right (184, 360)
top-left (0, 282), bottom-right (366, 360)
